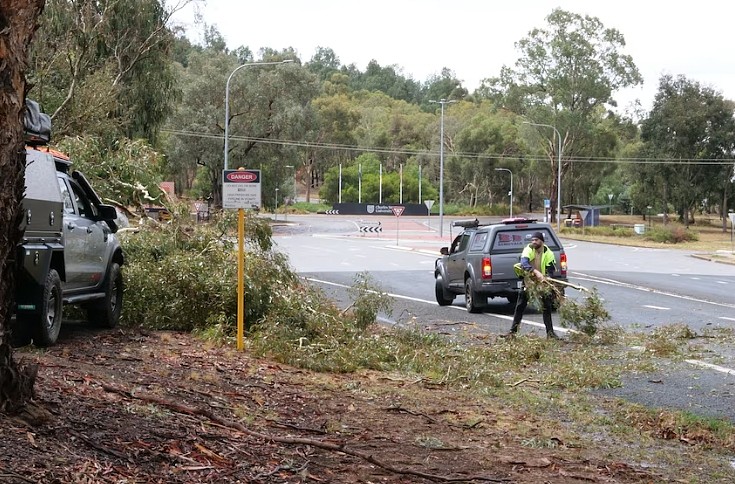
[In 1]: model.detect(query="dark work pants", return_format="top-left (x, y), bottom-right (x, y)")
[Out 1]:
top-left (510, 287), bottom-right (554, 334)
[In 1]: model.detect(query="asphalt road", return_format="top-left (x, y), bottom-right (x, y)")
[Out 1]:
top-left (271, 214), bottom-right (735, 422)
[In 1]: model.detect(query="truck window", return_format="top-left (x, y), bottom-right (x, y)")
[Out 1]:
top-left (69, 181), bottom-right (95, 218)
top-left (58, 178), bottom-right (75, 215)
top-left (491, 229), bottom-right (558, 250)
top-left (456, 233), bottom-right (470, 252)
top-left (469, 232), bottom-right (488, 251)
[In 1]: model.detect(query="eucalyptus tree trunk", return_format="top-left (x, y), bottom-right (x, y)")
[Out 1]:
top-left (0, 0), bottom-right (46, 412)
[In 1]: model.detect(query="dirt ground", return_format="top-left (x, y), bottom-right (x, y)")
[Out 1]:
top-left (0, 325), bottom-right (659, 484)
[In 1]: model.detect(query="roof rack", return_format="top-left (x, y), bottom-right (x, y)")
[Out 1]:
top-left (452, 218), bottom-right (480, 228)
top-left (501, 217), bottom-right (538, 224)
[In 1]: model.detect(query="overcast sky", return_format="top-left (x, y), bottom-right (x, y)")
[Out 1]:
top-left (173, 0), bottom-right (735, 114)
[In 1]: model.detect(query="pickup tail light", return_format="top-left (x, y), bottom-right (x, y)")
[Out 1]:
top-left (560, 252), bottom-right (567, 277)
top-left (481, 256), bottom-right (492, 279)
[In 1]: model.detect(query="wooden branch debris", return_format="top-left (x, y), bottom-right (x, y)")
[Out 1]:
top-left (100, 381), bottom-right (511, 483)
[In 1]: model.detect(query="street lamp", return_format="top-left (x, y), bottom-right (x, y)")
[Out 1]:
top-left (285, 165), bottom-right (295, 222)
top-left (275, 188), bottom-right (279, 221)
top-left (523, 121), bottom-right (563, 231)
top-left (494, 168), bottom-right (513, 218)
top-left (429, 98), bottom-right (458, 237)
top-left (224, 60), bottom-right (293, 170)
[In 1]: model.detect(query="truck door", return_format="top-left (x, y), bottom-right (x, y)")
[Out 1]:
top-left (58, 177), bottom-right (86, 289)
top-left (447, 233), bottom-right (470, 288)
top-left (68, 180), bottom-right (107, 288)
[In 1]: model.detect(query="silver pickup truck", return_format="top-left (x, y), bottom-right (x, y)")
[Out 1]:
top-left (434, 218), bottom-right (567, 313)
top-left (14, 101), bottom-right (124, 347)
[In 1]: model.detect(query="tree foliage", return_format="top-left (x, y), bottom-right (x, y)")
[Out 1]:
top-left (638, 75), bottom-right (735, 226)
top-left (479, 8), bottom-right (642, 217)
top-left (28, 0), bottom-right (187, 144)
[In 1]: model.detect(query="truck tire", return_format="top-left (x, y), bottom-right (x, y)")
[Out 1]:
top-left (464, 278), bottom-right (485, 313)
top-left (87, 262), bottom-right (123, 328)
top-left (28, 269), bottom-right (63, 347)
top-left (435, 275), bottom-right (454, 306)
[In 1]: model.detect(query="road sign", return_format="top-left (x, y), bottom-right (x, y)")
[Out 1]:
top-left (391, 205), bottom-right (405, 217)
top-left (729, 212), bottom-right (735, 224)
top-left (544, 198), bottom-right (551, 208)
top-left (223, 169), bottom-right (261, 210)
top-left (424, 199), bottom-right (434, 211)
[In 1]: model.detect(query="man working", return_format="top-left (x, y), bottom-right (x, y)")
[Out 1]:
top-left (506, 231), bottom-right (560, 339)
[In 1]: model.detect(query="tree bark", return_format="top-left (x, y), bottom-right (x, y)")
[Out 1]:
top-left (0, 0), bottom-right (46, 412)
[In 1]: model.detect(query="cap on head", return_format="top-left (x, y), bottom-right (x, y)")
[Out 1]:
top-left (531, 231), bottom-right (545, 242)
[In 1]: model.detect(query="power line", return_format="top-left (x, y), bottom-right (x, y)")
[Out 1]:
top-left (161, 128), bottom-right (735, 166)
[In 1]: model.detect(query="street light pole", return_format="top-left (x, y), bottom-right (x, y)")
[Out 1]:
top-left (523, 121), bottom-right (563, 231)
top-left (224, 60), bottom-right (293, 171)
top-left (494, 168), bottom-right (513, 218)
top-left (285, 165), bottom-right (294, 222)
top-left (275, 188), bottom-right (279, 221)
top-left (429, 99), bottom-right (457, 237)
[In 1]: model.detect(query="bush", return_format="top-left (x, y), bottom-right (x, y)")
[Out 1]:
top-left (645, 226), bottom-right (699, 244)
top-left (120, 213), bottom-right (293, 332)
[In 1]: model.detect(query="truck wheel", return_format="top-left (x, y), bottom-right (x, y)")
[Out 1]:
top-left (465, 278), bottom-right (485, 313)
top-left (28, 269), bottom-right (63, 347)
top-left (87, 262), bottom-right (123, 328)
top-left (435, 275), bottom-right (454, 306)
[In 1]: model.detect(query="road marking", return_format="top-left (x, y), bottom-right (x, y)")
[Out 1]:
top-left (690, 277), bottom-right (701, 280)
top-left (304, 277), bottom-right (572, 334)
top-left (642, 305), bottom-right (670, 310)
top-left (716, 281), bottom-right (728, 284)
top-left (571, 271), bottom-right (735, 310)
top-left (685, 359), bottom-right (735, 377)
top-left (719, 317), bottom-right (735, 322)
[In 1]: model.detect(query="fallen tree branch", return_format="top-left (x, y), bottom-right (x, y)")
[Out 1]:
top-left (100, 382), bottom-right (510, 483)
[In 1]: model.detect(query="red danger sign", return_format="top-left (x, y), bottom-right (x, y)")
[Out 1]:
top-left (226, 171), bottom-right (259, 182)
top-left (391, 206), bottom-right (405, 217)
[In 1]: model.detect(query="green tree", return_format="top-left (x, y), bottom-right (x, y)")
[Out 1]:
top-left (639, 75), bottom-right (735, 227)
top-left (28, 0), bottom-right (186, 144)
top-left (479, 8), bottom-right (642, 221)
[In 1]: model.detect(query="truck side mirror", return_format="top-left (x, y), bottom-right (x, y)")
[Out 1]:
top-left (440, 247), bottom-right (449, 255)
top-left (97, 204), bottom-right (117, 221)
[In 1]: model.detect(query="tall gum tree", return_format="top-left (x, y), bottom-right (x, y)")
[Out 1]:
top-left (0, 0), bottom-right (46, 413)
top-left (639, 75), bottom-right (735, 228)
top-left (478, 8), bottom-right (642, 218)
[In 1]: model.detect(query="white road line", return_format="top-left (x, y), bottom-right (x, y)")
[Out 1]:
top-left (690, 277), bottom-right (701, 280)
top-left (642, 305), bottom-right (670, 310)
top-left (716, 281), bottom-right (728, 284)
top-left (304, 277), bottom-right (572, 333)
top-left (719, 317), bottom-right (735, 322)
top-left (685, 359), bottom-right (735, 377)
top-left (571, 271), bottom-right (735, 310)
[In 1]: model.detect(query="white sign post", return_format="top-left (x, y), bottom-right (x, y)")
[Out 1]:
top-left (391, 205), bottom-right (405, 245)
top-left (729, 212), bottom-right (735, 254)
top-left (424, 199), bottom-right (434, 230)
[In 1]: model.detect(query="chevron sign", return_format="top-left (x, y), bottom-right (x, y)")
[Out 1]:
top-left (359, 225), bottom-right (382, 233)
top-left (323, 209), bottom-right (340, 214)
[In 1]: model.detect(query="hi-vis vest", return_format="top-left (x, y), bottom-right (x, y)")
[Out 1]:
top-left (513, 244), bottom-right (556, 278)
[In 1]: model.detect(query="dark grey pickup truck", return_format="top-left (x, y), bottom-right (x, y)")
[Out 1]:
top-left (13, 101), bottom-right (124, 347)
top-left (434, 218), bottom-right (567, 313)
